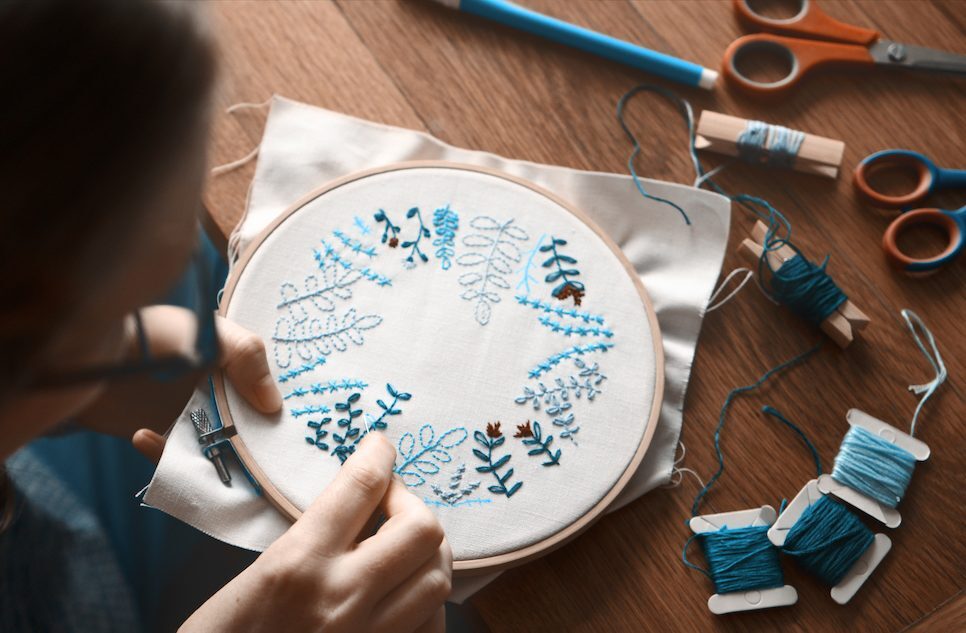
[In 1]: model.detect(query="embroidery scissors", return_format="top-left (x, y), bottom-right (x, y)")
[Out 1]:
top-left (722, 0), bottom-right (966, 98)
top-left (853, 150), bottom-right (965, 274)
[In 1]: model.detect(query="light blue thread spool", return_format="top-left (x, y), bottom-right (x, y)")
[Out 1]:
top-left (831, 426), bottom-right (917, 508)
top-left (736, 120), bottom-right (806, 170)
top-left (781, 495), bottom-right (874, 586)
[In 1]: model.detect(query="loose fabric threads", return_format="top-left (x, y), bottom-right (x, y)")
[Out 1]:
top-left (831, 425), bottom-right (917, 508)
top-left (782, 495), bottom-right (874, 586)
top-left (736, 120), bottom-right (806, 169)
top-left (697, 525), bottom-right (786, 594)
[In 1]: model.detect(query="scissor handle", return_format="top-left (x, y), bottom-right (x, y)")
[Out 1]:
top-left (883, 207), bottom-right (965, 273)
top-left (722, 33), bottom-right (874, 98)
top-left (733, 0), bottom-right (878, 45)
top-left (853, 150), bottom-right (938, 209)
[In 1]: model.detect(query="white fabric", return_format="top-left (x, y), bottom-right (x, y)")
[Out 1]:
top-left (222, 165), bottom-right (659, 561)
top-left (144, 96), bottom-right (731, 600)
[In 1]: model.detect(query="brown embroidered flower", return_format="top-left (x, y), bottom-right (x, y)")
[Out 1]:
top-left (388, 237), bottom-right (399, 248)
top-left (485, 422), bottom-right (502, 438)
top-left (554, 283), bottom-right (585, 306)
top-left (514, 421), bottom-right (533, 438)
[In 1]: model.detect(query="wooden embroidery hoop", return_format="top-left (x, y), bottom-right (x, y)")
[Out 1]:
top-left (213, 161), bottom-right (665, 575)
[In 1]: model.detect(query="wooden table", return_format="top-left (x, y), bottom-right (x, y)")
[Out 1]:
top-left (203, 2), bottom-right (964, 631)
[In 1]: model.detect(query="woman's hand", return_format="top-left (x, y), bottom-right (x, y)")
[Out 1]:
top-left (180, 433), bottom-right (451, 633)
top-left (75, 306), bottom-right (281, 450)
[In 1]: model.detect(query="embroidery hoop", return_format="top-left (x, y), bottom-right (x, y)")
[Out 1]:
top-left (213, 161), bottom-right (665, 573)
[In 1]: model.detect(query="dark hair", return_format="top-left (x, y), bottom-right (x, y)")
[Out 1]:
top-left (0, 0), bottom-right (216, 396)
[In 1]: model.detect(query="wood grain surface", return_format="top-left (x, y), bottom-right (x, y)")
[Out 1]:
top-left (202, 2), bottom-right (965, 631)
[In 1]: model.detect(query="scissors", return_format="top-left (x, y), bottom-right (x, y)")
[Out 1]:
top-left (853, 149), bottom-right (966, 274)
top-left (723, 0), bottom-right (966, 98)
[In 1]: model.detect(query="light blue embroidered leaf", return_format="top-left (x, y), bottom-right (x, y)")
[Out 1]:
top-left (413, 459), bottom-right (440, 476)
top-left (419, 424), bottom-right (435, 448)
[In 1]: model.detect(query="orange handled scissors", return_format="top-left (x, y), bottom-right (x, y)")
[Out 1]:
top-left (853, 150), bottom-right (965, 274)
top-left (723, 0), bottom-right (966, 98)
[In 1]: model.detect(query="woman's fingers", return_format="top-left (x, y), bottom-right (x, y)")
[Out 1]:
top-left (292, 433), bottom-right (396, 554)
top-left (215, 316), bottom-right (282, 413)
top-left (132, 428), bottom-right (166, 463)
top-left (370, 540), bottom-right (453, 633)
top-left (350, 476), bottom-right (445, 597)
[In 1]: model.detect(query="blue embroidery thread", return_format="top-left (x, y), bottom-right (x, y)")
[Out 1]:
top-left (514, 295), bottom-right (605, 325)
top-left (552, 413), bottom-right (580, 445)
top-left (315, 244), bottom-right (392, 287)
top-left (541, 237), bottom-right (585, 305)
top-left (432, 204), bottom-right (459, 270)
top-left (516, 358), bottom-right (607, 411)
top-left (273, 307), bottom-right (383, 369)
top-left (429, 464), bottom-right (484, 506)
top-left (333, 230), bottom-right (377, 258)
top-left (305, 416), bottom-right (332, 451)
top-left (537, 315), bottom-right (614, 338)
top-left (277, 356), bottom-right (327, 383)
top-left (528, 342), bottom-right (614, 379)
top-left (473, 422), bottom-right (522, 497)
top-left (516, 234), bottom-right (547, 294)
top-left (514, 421), bottom-right (561, 466)
top-left (457, 216), bottom-right (530, 325)
top-left (395, 423), bottom-right (470, 487)
top-left (373, 209), bottom-right (401, 247)
top-left (355, 383), bottom-right (412, 444)
top-left (291, 404), bottom-right (331, 418)
top-left (401, 207), bottom-right (431, 264)
top-left (331, 393), bottom-right (364, 463)
top-left (353, 215), bottom-right (372, 236)
top-left (277, 259), bottom-right (363, 322)
top-left (284, 379), bottom-right (369, 401)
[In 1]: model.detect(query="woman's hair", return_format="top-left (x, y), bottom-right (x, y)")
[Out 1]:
top-left (0, 0), bottom-right (216, 398)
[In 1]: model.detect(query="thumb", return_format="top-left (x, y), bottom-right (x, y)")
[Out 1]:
top-left (216, 316), bottom-right (282, 413)
top-left (133, 428), bottom-right (166, 464)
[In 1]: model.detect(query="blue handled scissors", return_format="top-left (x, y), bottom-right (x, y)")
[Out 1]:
top-left (853, 149), bottom-right (965, 274)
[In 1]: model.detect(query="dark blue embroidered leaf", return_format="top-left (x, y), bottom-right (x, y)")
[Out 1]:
top-left (562, 269), bottom-right (580, 276)
top-left (474, 431), bottom-right (488, 446)
top-left (545, 270), bottom-right (564, 283)
top-left (406, 207), bottom-right (418, 218)
top-left (538, 244), bottom-right (554, 252)
top-left (492, 436), bottom-right (505, 448)
top-left (386, 383), bottom-right (398, 397)
top-left (419, 252), bottom-right (428, 262)
top-left (488, 485), bottom-right (506, 494)
top-left (348, 393), bottom-right (361, 403)
top-left (499, 468), bottom-right (514, 483)
top-left (335, 402), bottom-right (348, 411)
top-left (401, 241), bottom-right (414, 248)
top-left (388, 408), bottom-right (402, 415)
top-left (346, 428), bottom-right (360, 438)
top-left (553, 238), bottom-right (567, 245)
top-left (490, 454), bottom-right (510, 470)
top-left (506, 481), bottom-right (522, 497)
top-left (374, 210), bottom-right (386, 221)
top-left (555, 255), bottom-right (578, 264)
top-left (350, 409), bottom-right (362, 418)
top-left (397, 392), bottom-right (412, 401)
top-left (477, 464), bottom-right (495, 474)
top-left (376, 399), bottom-right (388, 410)
top-left (528, 447), bottom-right (544, 456)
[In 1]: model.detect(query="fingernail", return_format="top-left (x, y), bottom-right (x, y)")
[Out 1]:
top-left (257, 376), bottom-right (283, 412)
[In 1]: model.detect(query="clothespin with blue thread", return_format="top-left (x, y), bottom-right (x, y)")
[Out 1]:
top-left (189, 377), bottom-right (262, 494)
top-left (695, 111), bottom-right (845, 179)
top-left (739, 220), bottom-right (870, 348)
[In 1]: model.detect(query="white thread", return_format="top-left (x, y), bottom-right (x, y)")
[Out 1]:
top-left (210, 144), bottom-right (260, 176)
top-left (226, 98), bottom-right (271, 114)
top-left (694, 162), bottom-right (729, 188)
top-left (900, 309), bottom-right (947, 436)
top-left (707, 267), bottom-right (754, 312)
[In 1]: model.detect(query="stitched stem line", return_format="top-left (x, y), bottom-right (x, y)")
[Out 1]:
top-left (514, 295), bottom-right (605, 325)
top-left (291, 404), bottom-right (331, 418)
top-left (315, 245), bottom-right (392, 287)
top-left (305, 416), bottom-right (332, 450)
top-left (284, 379), bottom-right (369, 401)
top-left (473, 425), bottom-right (522, 498)
top-left (516, 233), bottom-right (547, 293)
top-left (402, 207), bottom-right (431, 264)
top-left (353, 215), bottom-right (372, 236)
top-left (277, 356), bottom-right (327, 383)
top-left (538, 315), bottom-right (614, 338)
top-left (333, 230), bottom-right (377, 258)
top-left (374, 209), bottom-right (401, 245)
top-left (424, 498), bottom-right (492, 508)
top-left (528, 342), bottom-right (614, 379)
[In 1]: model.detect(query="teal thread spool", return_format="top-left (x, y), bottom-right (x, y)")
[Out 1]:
top-left (696, 524), bottom-right (785, 594)
top-left (781, 495), bottom-right (874, 586)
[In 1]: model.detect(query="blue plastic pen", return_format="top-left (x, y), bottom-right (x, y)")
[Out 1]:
top-left (432, 0), bottom-right (717, 90)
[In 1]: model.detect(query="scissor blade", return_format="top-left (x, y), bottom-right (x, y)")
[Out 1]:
top-left (870, 40), bottom-right (966, 75)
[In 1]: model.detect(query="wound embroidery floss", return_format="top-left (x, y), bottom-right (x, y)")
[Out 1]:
top-left (830, 426), bottom-right (916, 509)
top-left (736, 120), bottom-right (806, 170)
top-left (694, 524), bottom-right (786, 595)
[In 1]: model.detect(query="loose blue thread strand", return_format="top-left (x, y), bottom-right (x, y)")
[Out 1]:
top-left (782, 495), bottom-right (874, 586)
top-left (736, 120), bottom-right (805, 169)
top-left (831, 425), bottom-right (916, 508)
top-left (618, 85), bottom-right (851, 328)
top-left (901, 309), bottom-right (947, 436)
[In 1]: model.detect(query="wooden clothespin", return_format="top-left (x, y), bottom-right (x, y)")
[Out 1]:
top-left (739, 221), bottom-right (870, 348)
top-left (696, 111), bottom-right (845, 179)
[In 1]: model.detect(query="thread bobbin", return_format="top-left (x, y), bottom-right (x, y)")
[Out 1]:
top-left (818, 409), bottom-right (930, 528)
top-left (689, 506), bottom-right (798, 614)
top-left (695, 111), bottom-right (845, 179)
top-left (769, 479), bottom-right (891, 604)
top-left (739, 220), bottom-right (870, 348)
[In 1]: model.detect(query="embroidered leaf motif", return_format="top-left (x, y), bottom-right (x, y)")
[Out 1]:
top-left (400, 207), bottom-right (431, 264)
top-left (515, 359), bottom-right (607, 410)
top-left (517, 421), bottom-right (561, 466)
top-left (315, 242), bottom-right (392, 288)
top-left (473, 423), bottom-right (522, 497)
top-left (456, 216), bottom-right (530, 325)
top-left (541, 237), bottom-right (585, 305)
top-left (514, 295), bottom-right (605, 325)
top-left (432, 204), bottom-right (459, 270)
top-left (373, 209), bottom-right (401, 247)
top-left (273, 308), bottom-right (383, 369)
top-left (395, 423), bottom-right (469, 487)
top-left (427, 464), bottom-right (484, 507)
